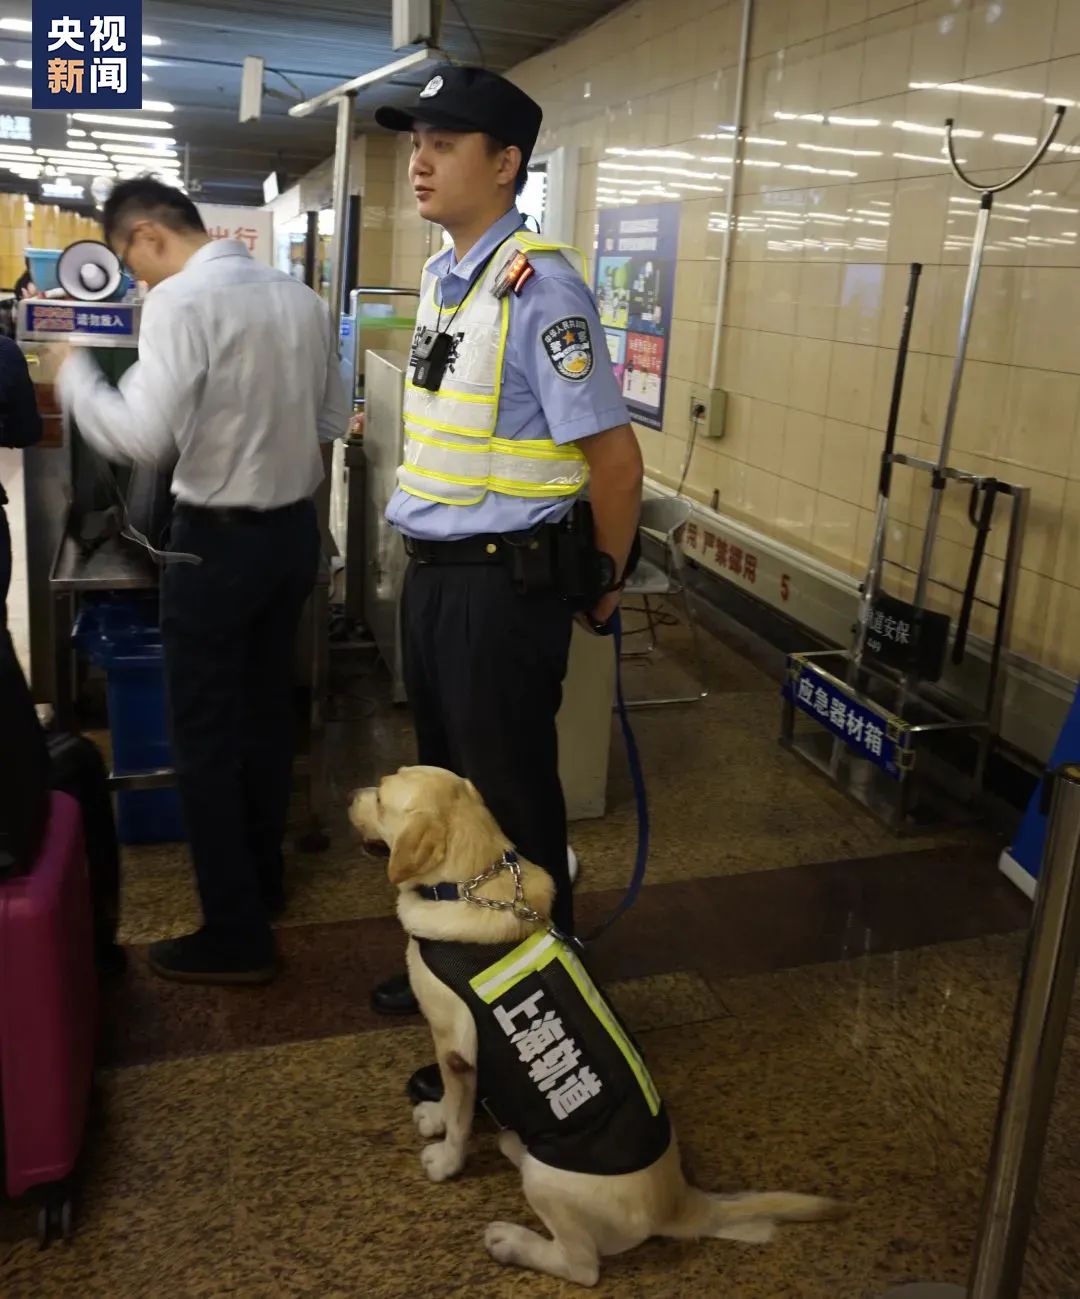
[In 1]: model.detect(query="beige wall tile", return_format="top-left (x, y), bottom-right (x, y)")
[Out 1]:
top-left (750, 0), bottom-right (791, 57)
top-left (790, 0), bottom-right (830, 45)
top-left (668, 319), bottom-right (703, 382)
top-left (858, 15), bottom-right (915, 101)
top-left (949, 360), bottom-right (1010, 458)
top-left (910, 0), bottom-right (971, 85)
top-left (964, 0), bottom-right (1057, 79)
top-left (777, 477), bottom-right (819, 539)
top-left (1043, 578), bottom-right (1080, 677)
top-left (796, 260), bottom-right (842, 337)
top-left (981, 464), bottom-right (1064, 580)
top-left (817, 29), bottom-right (867, 109)
top-left (836, 262), bottom-right (887, 344)
top-left (1012, 267), bottom-right (1080, 374)
top-left (827, 341), bottom-right (878, 424)
top-left (748, 398), bottom-right (788, 472)
top-left (778, 39), bottom-right (827, 117)
top-left (812, 492), bottom-right (861, 565)
top-left (783, 407), bottom-right (827, 485)
top-left (1009, 570), bottom-right (1053, 662)
top-left (761, 261), bottom-right (800, 333)
top-left (821, 417), bottom-right (871, 503)
top-left (888, 174), bottom-right (950, 264)
top-left (828, 0), bottom-right (871, 34)
top-left (790, 335), bottom-right (835, 415)
top-left (1055, 0), bottom-right (1080, 57)
top-left (740, 329), bottom-right (795, 400)
top-left (1053, 478), bottom-right (1080, 589)
top-left (744, 465), bottom-right (783, 524)
top-left (1000, 368), bottom-right (1080, 475)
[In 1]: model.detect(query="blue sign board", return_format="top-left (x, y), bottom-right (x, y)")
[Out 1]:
top-left (784, 659), bottom-right (908, 780)
top-left (32, 1), bottom-right (142, 110)
top-left (26, 300), bottom-right (136, 337)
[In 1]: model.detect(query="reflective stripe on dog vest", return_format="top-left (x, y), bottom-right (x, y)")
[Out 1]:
top-left (417, 929), bottom-right (671, 1176)
top-left (398, 233), bottom-right (589, 508)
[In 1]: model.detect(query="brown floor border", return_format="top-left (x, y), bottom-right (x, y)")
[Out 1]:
top-left (100, 843), bottom-right (1027, 1069)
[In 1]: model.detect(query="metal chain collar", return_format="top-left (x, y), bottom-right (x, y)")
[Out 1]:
top-left (460, 851), bottom-right (544, 925)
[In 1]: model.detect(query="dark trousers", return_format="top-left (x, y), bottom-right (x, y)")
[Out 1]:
top-left (0, 502), bottom-right (10, 626)
top-left (401, 559), bottom-right (575, 934)
top-left (161, 501), bottom-right (319, 951)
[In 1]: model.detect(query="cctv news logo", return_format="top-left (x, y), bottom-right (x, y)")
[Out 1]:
top-left (32, 1), bottom-right (143, 110)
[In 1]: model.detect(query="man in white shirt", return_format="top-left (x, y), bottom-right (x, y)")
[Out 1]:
top-left (58, 179), bottom-right (350, 985)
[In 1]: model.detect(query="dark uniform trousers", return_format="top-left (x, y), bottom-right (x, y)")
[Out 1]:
top-left (161, 500), bottom-right (320, 952)
top-left (401, 559), bottom-right (575, 934)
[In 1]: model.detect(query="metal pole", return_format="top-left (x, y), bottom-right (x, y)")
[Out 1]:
top-left (328, 91), bottom-right (356, 335)
top-left (881, 761), bottom-right (1080, 1299)
top-left (852, 261), bottom-right (922, 672)
top-left (911, 194), bottom-right (991, 619)
top-left (303, 210), bottom-right (318, 289)
top-left (968, 763), bottom-right (1080, 1296)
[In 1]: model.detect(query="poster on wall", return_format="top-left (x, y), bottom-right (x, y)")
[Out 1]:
top-left (196, 204), bottom-right (273, 265)
top-left (594, 203), bottom-right (680, 431)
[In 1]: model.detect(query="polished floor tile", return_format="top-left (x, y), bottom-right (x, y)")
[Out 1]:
top-left (2, 603), bottom-right (1072, 1297)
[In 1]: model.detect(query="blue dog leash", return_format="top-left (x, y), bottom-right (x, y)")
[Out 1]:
top-left (581, 609), bottom-right (650, 943)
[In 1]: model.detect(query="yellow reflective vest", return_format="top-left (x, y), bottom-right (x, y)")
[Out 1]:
top-left (398, 231), bottom-right (590, 508)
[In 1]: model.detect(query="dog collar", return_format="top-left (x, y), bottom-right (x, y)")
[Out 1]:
top-left (414, 850), bottom-right (525, 908)
top-left (415, 881), bottom-right (463, 902)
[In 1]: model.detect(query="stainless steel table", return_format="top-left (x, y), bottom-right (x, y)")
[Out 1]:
top-left (49, 523), bottom-right (330, 843)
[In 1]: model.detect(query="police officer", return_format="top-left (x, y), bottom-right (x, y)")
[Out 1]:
top-left (369, 66), bottom-right (644, 1104)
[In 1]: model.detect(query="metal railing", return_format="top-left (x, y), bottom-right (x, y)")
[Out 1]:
top-left (882, 763), bottom-right (1080, 1298)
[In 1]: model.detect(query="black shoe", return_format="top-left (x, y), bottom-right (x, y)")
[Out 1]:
top-left (147, 928), bottom-right (277, 986)
top-left (371, 971), bottom-right (419, 1016)
top-left (407, 1063), bottom-right (485, 1116)
top-left (407, 1062), bottom-right (444, 1105)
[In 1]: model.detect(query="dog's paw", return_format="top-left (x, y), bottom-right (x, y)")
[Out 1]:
top-left (421, 1140), bottom-right (464, 1183)
top-left (484, 1221), bottom-right (525, 1266)
top-left (413, 1101), bottom-right (445, 1139)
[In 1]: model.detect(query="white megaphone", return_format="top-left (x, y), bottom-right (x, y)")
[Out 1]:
top-left (56, 239), bottom-right (126, 302)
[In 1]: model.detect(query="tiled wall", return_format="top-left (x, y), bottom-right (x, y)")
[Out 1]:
top-left (386, 0), bottom-right (1080, 681)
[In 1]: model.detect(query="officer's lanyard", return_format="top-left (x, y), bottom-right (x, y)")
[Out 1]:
top-left (434, 234), bottom-right (517, 332)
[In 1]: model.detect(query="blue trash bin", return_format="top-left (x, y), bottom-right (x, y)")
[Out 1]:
top-left (73, 596), bottom-right (185, 845)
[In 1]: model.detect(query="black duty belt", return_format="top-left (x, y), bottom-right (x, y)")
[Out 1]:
top-left (175, 499), bottom-right (313, 526)
top-left (405, 530), bottom-right (550, 566)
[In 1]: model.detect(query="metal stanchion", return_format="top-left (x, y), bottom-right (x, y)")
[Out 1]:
top-left (882, 763), bottom-right (1080, 1299)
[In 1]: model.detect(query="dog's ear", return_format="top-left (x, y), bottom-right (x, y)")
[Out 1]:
top-left (463, 779), bottom-right (483, 804)
top-left (388, 810), bottom-right (447, 885)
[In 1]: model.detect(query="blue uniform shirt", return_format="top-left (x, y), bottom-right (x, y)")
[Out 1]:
top-left (386, 208), bottom-right (629, 542)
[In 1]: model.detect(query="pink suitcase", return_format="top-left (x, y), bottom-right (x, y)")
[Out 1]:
top-left (0, 791), bottom-right (98, 1243)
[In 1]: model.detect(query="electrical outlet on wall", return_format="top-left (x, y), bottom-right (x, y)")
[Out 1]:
top-left (688, 387), bottom-right (728, 439)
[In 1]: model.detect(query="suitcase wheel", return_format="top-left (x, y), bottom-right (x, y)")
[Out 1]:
top-left (37, 1184), bottom-right (74, 1248)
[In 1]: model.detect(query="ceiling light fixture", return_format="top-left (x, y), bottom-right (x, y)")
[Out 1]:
top-left (91, 131), bottom-right (177, 146)
top-left (74, 113), bottom-right (173, 129)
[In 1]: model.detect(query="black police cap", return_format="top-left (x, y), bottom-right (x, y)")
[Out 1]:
top-left (375, 64), bottom-right (543, 164)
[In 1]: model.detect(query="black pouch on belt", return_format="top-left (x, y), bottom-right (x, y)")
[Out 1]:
top-left (504, 529), bottom-right (557, 594)
top-left (552, 501), bottom-right (642, 612)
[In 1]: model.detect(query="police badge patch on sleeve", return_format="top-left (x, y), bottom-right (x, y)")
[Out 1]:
top-left (542, 317), bottom-right (594, 382)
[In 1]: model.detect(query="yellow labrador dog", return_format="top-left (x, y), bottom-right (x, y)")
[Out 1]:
top-left (350, 766), bottom-right (835, 1287)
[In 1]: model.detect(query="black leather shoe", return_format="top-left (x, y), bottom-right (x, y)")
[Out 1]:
top-left (407, 1063), bottom-right (485, 1115)
top-left (371, 971), bottom-right (419, 1016)
top-left (148, 928), bottom-right (277, 986)
top-left (407, 1062), bottom-right (444, 1105)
